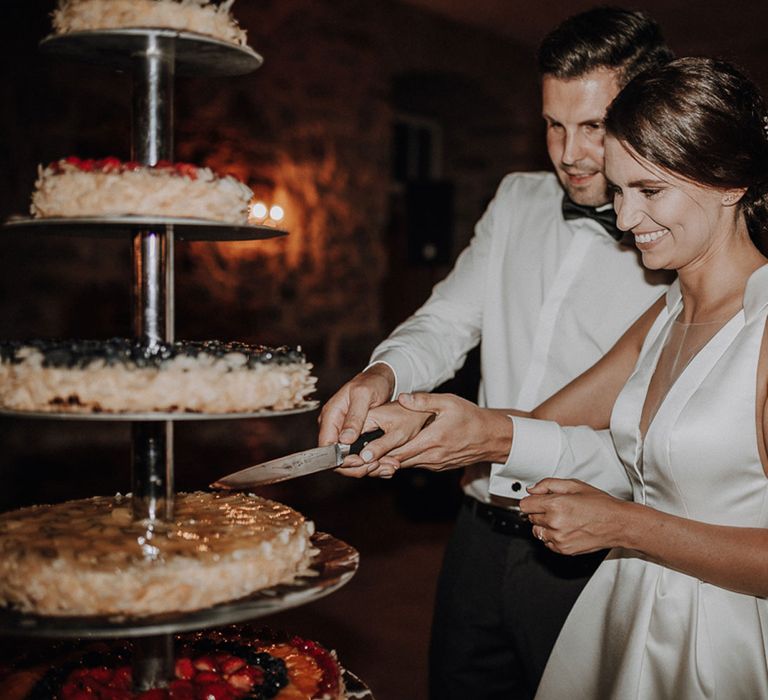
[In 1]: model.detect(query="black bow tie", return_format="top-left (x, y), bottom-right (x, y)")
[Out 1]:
top-left (561, 196), bottom-right (622, 241)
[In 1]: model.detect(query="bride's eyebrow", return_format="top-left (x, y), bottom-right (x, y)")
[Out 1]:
top-left (628, 178), bottom-right (667, 188)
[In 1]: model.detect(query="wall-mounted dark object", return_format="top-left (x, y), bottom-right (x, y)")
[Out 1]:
top-left (405, 180), bottom-right (454, 265)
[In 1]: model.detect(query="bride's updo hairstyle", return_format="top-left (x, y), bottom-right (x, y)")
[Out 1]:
top-left (604, 56), bottom-right (768, 252)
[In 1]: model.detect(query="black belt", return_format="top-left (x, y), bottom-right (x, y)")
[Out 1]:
top-left (463, 495), bottom-right (532, 536)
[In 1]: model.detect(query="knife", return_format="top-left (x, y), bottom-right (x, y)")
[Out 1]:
top-left (210, 429), bottom-right (385, 489)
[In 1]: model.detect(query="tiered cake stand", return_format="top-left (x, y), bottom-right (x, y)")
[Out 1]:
top-left (1, 27), bottom-right (370, 698)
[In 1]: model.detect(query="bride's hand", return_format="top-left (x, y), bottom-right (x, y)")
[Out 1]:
top-left (520, 478), bottom-right (629, 555)
top-left (335, 400), bottom-right (432, 478)
top-left (387, 392), bottom-right (514, 471)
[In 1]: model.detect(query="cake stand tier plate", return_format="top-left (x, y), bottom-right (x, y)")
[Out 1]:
top-left (3, 216), bottom-right (286, 241)
top-left (39, 29), bottom-right (263, 76)
top-left (344, 670), bottom-right (376, 699)
top-left (0, 402), bottom-right (318, 422)
top-left (0, 532), bottom-right (358, 639)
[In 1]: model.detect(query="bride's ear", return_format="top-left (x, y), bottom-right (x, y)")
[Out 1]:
top-left (721, 188), bottom-right (747, 206)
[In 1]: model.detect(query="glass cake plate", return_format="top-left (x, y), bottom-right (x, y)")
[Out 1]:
top-left (3, 216), bottom-right (287, 241)
top-left (0, 401), bottom-right (319, 422)
top-left (0, 532), bottom-right (358, 638)
top-left (39, 29), bottom-right (263, 76)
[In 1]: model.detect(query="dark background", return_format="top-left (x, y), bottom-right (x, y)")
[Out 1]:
top-left (1, 2), bottom-right (767, 698)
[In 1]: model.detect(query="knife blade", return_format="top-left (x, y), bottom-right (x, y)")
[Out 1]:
top-left (210, 428), bottom-right (385, 489)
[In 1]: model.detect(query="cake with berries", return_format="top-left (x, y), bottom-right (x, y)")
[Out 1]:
top-left (0, 338), bottom-right (315, 414)
top-left (31, 157), bottom-right (255, 224)
top-left (3, 628), bottom-right (348, 700)
top-left (0, 492), bottom-right (318, 618)
top-left (51, 0), bottom-right (249, 47)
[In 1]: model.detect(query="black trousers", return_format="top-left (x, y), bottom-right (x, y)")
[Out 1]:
top-left (428, 498), bottom-right (605, 700)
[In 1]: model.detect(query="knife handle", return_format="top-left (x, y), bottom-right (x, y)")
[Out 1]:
top-left (348, 428), bottom-right (385, 456)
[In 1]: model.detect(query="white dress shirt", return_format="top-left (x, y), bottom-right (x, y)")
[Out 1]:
top-left (370, 172), bottom-right (669, 504)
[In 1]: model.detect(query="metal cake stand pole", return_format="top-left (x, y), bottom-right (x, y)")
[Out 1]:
top-left (130, 33), bottom-right (177, 691)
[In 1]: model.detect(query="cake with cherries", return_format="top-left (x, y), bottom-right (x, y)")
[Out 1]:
top-left (0, 338), bottom-right (315, 414)
top-left (0, 492), bottom-right (318, 618)
top-left (2, 628), bottom-right (347, 699)
top-left (51, 0), bottom-right (249, 47)
top-left (31, 157), bottom-right (256, 224)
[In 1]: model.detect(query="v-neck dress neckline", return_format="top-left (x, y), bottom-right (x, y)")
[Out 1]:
top-left (535, 263), bottom-right (768, 700)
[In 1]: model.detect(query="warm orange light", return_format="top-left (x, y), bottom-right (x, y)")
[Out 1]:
top-left (250, 201), bottom-right (268, 221)
top-left (248, 200), bottom-right (285, 227)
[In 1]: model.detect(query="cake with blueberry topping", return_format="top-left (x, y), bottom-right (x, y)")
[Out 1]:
top-left (51, 0), bottom-right (249, 47)
top-left (0, 338), bottom-right (315, 414)
top-left (31, 157), bottom-right (256, 224)
top-left (0, 492), bottom-right (318, 618)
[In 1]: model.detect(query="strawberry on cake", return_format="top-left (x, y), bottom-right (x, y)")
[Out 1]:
top-left (52, 0), bottom-right (249, 47)
top-left (31, 157), bottom-right (256, 225)
top-left (0, 492), bottom-right (318, 618)
top-left (0, 338), bottom-right (316, 415)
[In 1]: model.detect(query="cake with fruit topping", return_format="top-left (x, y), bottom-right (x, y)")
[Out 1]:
top-left (31, 157), bottom-right (255, 224)
top-left (0, 492), bottom-right (318, 618)
top-left (51, 0), bottom-right (249, 47)
top-left (3, 628), bottom-right (347, 699)
top-left (0, 338), bottom-right (315, 414)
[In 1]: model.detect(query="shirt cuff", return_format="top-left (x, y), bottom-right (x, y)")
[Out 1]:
top-left (368, 345), bottom-right (420, 397)
top-left (363, 360), bottom-right (399, 401)
top-left (489, 416), bottom-right (563, 498)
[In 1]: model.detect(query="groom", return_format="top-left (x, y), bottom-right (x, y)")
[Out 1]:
top-left (319, 8), bottom-right (673, 699)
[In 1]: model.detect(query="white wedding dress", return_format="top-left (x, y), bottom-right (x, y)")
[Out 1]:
top-left (535, 265), bottom-right (768, 699)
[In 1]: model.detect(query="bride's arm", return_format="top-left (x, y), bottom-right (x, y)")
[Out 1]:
top-left (361, 296), bottom-right (667, 476)
top-left (621, 503), bottom-right (768, 597)
top-left (520, 320), bottom-right (768, 598)
top-left (522, 478), bottom-right (768, 597)
top-left (487, 297), bottom-right (665, 496)
top-left (532, 295), bottom-right (666, 428)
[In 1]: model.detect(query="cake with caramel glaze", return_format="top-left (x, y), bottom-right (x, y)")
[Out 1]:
top-left (0, 492), bottom-right (317, 617)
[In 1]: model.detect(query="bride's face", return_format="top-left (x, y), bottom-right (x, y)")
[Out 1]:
top-left (604, 135), bottom-right (738, 272)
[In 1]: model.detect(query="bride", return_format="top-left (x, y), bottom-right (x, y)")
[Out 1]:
top-left (350, 57), bottom-right (768, 698)
top-left (525, 56), bottom-right (768, 700)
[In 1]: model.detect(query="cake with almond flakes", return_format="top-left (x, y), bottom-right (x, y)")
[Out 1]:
top-left (0, 492), bottom-right (318, 618)
top-left (31, 157), bottom-right (256, 225)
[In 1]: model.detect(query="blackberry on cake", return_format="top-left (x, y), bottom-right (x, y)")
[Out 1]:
top-left (0, 338), bottom-right (316, 414)
top-left (0, 492), bottom-right (317, 618)
top-left (52, 0), bottom-right (249, 47)
top-left (31, 157), bottom-right (256, 225)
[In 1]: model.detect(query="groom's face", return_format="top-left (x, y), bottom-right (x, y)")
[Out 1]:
top-left (542, 68), bottom-right (621, 207)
